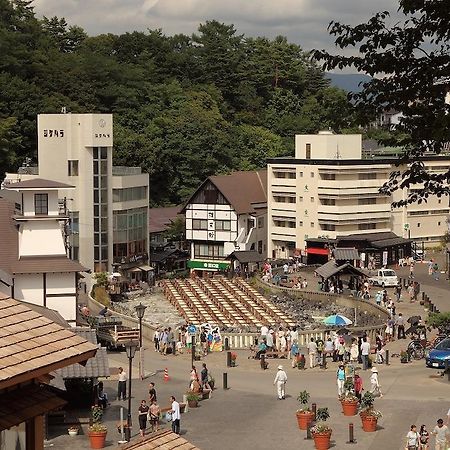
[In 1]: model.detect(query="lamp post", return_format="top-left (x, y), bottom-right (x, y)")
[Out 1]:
top-left (125, 341), bottom-right (138, 441)
top-left (134, 302), bottom-right (147, 380)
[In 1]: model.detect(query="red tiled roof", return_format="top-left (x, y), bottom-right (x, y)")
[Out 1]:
top-left (149, 205), bottom-right (182, 233)
top-left (4, 178), bottom-right (75, 190)
top-left (117, 429), bottom-right (200, 449)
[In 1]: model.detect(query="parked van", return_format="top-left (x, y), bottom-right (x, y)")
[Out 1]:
top-left (369, 269), bottom-right (399, 287)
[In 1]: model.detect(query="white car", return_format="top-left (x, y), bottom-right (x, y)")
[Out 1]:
top-left (369, 269), bottom-right (399, 287)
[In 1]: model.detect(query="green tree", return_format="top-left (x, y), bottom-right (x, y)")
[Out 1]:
top-left (314, 0), bottom-right (450, 205)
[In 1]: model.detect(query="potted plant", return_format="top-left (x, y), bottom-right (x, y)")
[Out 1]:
top-left (295, 390), bottom-right (314, 430)
top-left (340, 379), bottom-right (359, 416)
top-left (400, 350), bottom-right (408, 363)
top-left (68, 425), bottom-right (79, 436)
top-left (230, 352), bottom-right (237, 367)
top-left (359, 392), bottom-right (382, 432)
top-left (89, 405), bottom-right (107, 449)
top-left (311, 407), bottom-right (332, 450)
top-left (186, 391), bottom-right (201, 408)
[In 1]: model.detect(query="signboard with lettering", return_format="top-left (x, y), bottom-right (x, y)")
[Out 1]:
top-left (187, 260), bottom-right (231, 271)
top-left (43, 129), bottom-right (64, 137)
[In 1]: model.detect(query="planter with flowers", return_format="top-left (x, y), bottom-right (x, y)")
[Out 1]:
top-left (311, 407), bottom-right (332, 450)
top-left (230, 352), bottom-right (237, 367)
top-left (295, 390), bottom-right (314, 430)
top-left (359, 392), bottom-right (382, 432)
top-left (186, 391), bottom-right (201, 408)
top-left (89, 405), bottom-right (107, 449)
top-left (340, 379), bottom-right (359, 416)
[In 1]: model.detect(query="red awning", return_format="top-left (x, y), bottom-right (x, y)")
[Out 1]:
top-left (307, 248), bottom-right (329, 255)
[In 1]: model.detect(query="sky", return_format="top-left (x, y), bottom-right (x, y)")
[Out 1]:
top-left (33, 0), bottom-right (401, 53)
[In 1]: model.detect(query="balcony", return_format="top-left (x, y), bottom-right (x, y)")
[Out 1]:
top-left (112, 166), bottom-right (142, 176)
top-left (318, 204), bottom-right (390, 215)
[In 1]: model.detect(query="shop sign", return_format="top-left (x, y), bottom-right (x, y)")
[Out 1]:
top-left (187, 260), bottom-right (230, 271)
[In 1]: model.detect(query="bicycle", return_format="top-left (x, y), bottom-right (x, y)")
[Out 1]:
top-left (407, 339), bottom-right (425, 360)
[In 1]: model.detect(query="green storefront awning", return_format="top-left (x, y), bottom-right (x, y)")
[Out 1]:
top-left (187, 260), bottom-right (231, 271)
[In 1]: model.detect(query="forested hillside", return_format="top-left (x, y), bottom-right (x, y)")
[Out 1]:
top-left (0, 0), bottom-right (358, 205)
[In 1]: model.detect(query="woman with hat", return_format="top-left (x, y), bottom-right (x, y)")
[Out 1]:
top-left (370, 367), bottom-right (383, 397)
top-left (273, 365), bottom-right (288, 400)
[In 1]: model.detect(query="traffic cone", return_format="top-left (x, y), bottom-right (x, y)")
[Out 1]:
top-left (164, 367), bottom-right (170, 382)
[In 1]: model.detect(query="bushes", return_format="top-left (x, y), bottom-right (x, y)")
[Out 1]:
top-left (93, 286), bottom-right (111, 307)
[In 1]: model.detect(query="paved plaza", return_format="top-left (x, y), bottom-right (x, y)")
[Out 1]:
top-left (47, 257), bottom-right (449, 450)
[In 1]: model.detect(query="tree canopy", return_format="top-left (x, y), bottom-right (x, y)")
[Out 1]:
top-left (0, 0), bottom-right (357, 205)
top-left (314, 0), bottom-right (450, 206)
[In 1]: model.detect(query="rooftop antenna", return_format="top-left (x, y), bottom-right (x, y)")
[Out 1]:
top-left (61, 106), bottom-right (67, 113)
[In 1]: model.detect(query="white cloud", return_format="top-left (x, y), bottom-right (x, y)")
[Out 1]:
top-left (33, 0), bottom-right (400, 52)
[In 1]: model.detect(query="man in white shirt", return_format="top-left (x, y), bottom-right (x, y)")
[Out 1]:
top-left (170, 395), bottom-right (181, 434)
top-left (273, 365), bottom-right (288, 400)
top-left (307, 338), bottom-right (318, 368)
top-left (266, 330), bottom-right (274, 350)
top-left (361, 338), bottom-right (371, 370)
top-left (260, 325), bottom-right (268, 340)
top-left (117, 367), bottom-right (127, 400)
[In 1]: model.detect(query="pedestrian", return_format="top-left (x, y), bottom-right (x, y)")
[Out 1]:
top-left (260, 324), bottom-right (268, 340)
top-left (405, 424), bottom-right (420, 450)
top-left (290, 341), bottom-right (299, 368)
top-left (266, 329), bottom-right (274, 350)
top-left (431, 419), bottom-right (449, 450)
top-left (396, 313), bottom-right (406, 339)
top-left (117, 367), bottom-right (127, 400)
top-left (160, 328), bottom-right (168, 354)
top-left (350, 339), bottom-right (359, 363)
top-left (153, 329), bottom-right (160, 352)
top-left (149, 399), bottom-right (160, 433)
top-left (419, 424), bottom-right (430, 450)
top-left (395, 284), bottom-right (402, 302)
top-left (433, 262), bottom-right (440, 281)
top-left (170, 396), bottom-right (181, 435)
top-left (307, 337), bottom-right (318, 368)
top-left (336, 364), bottom-right (345, 397)
top-left (370, 367), bottom-right (383, 397)
top-left (273, 365), bottom-right (288, 400)
top-left (428, 259), bottom-right (434, 275)
top-left (354, 373), bottom-right (363, 402)
top-left (375, 333), bottom-right (384, 364)
top-left (201, 363), bottom-right (211, 390)
top-left (189, 365), bottom-right (200, 392)
top-left (97, 381), bottom-right (108, 408)
top-left (167, 327), bottom-right (175, 355)
top-left (138, 399), bottom-right (149, 437)
top-left (410, 262), bottom-right (415, 278)
top-left (361, 337), bottom-right (370, 370)
top-left (148, 382), bottom-right (157, 403)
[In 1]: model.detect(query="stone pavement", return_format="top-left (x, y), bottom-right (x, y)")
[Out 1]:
top-left (46, 259), bottom-right (449, 450)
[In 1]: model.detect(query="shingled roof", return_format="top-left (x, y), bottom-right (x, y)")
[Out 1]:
top-left (0, 297), bottom-right (97, 390)
top-left (4, 178), bottom-right (75, 190)
top-left (117, 429), bottom-right (200, 450)
top-left (149, 205), bottom-right (181, 233)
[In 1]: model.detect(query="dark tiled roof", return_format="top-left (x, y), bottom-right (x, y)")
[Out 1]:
top-left (228, 250), bottom-right (264, 263)
top-left (315, 261), bottom-right (367, 280)
top-left (332, 248), bottom-right (359, 261)
top-left (371, 237), bottom-right (412, 248)
top-left (149, 206), bottom-right (182, 233)
top-left (4, 178), bottom-right (75, 190)
top-left (0, 297), bottom-right (97, 390)
top-left (117, 429), bottom-right (200, 449)
top-left (337, 232), bottom-right (397, 242)
top-left (0, 383), bottom-right (67, 430)
top-left (209, 170), bottom-right (267, 214)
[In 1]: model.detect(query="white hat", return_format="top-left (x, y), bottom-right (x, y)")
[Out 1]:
top-left (277, 365), bottom-right (283, 370)
top-left (371, 367), bottom-right (378, 373)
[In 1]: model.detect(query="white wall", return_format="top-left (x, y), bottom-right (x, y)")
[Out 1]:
top-left (18, 221), bottom-right (66, 257)
top-left (14, 274), bottom-right (43, 304)
top-left (46, 272), bottom-right (76, 294)
top-left (22, 190), bottom-right (59, 216)
top-left (46, 296), bottom-right (77, 323)
top-left (295, 133), bottom-right (362, 160)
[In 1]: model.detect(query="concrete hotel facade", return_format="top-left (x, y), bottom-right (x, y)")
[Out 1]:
top-left (4, 114), bottom-right (149, 278)
top-left (267, 131), bottom-right (450, 259)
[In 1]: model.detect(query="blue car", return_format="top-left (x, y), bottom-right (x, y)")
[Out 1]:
top-left (426, 337), bottom-right (450, 369)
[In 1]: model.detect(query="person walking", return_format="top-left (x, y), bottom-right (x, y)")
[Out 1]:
top-left (405, 424), bottom-right (420, 450)
top-left (273, 365), bottom-right (288, 400)
top-left (370, 367), bottom-right (383, 397)
top-left (149, 399), bottom-right (160, 433)
top-left (138, 400), bottom-right (149, 437)
top-left (153, 329), bottom-right (160, 352)
top-left (307, 337), bottom-right (318, 369)
top-left (419, 424), bottom-right (430, 450)
top-left (336, 364), bottom-right (346, 397)
top-left (148, 382), bottom-right (157, 404)
top-left (396, 313), bottom-right (406, 339)
top-left (432, 419), bottom-right (449, 450)
top-left (189, 366), bottom-right (200, 392)
top-left (201, 363), bottom-right (211, 390)
top-left (167, 327), bottom-right (175, 355)
top-left (433, 262), bottom-right (440, 281)
top-left (361, 337), bottom-right (370, 370)
top-left (170, 396), bottom-right (181, 435)
top-left (350, 339), bottom-right (359, 363)
top-left (117, 367), bottom-right (127, 400)
top-left (354, 373), bottom-right (363, 402)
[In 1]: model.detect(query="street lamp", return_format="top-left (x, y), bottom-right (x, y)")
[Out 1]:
top-left (134, 302), bottom-right (147, 380)
top-left (125, 341), bottom-right (138, 441)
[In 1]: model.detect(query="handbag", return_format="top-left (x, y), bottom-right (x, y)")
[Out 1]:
top-left (165, 411), bottom-right (172, 422)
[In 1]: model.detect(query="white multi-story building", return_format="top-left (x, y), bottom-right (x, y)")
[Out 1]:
top-left (0, 179), bottom-right (86, 323)
top-left (4, 113), bottom-right (150, 280)
top-left (183, 171), bottom-right (267, 273)
top-left (267, 131), bottom-right (450, 259)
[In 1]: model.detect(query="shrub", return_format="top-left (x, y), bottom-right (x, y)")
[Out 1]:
top-left (93, 286), bottom-right (111, 307)
top-left (296, 390), bottom-right (310, 412)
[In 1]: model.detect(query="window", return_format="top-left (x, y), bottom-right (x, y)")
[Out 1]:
top-left (321, 198), bottom-right (336, 206)
top-left (321, 224), bottom-right (336, 231)
top-left (216, 220), bottom-right (231, 231)
top-left (321, 173), bottom-right (336, 180)
top-left (417, 223), bottom-right (421, 227)
top-left (299, 171), bottom-right (303, 178)
top-left (299, 221), bottom-right (303, 226)
top-left (358, 223), bottom-right (376, 230)
top-left (34, 193), bottom-right (48, 215)
top-left (273, 219), bottom-right (296, 228)
top-left (273, 195), bottom-right (296, 203)
top-left (258, 240), bottom-right (263, 254)
top-left (68, 160), bottom-right (79, 176)
top-left (310, 172), bottom-right (314, 178)
top-left (257, 217), bottom-right (264, 228)
top-left (299, 196), bottom-right (303, 202)
top-left (310, 197), bottom-right (314, 202)
top-left (192, 219), bottom-right (208, 230)
top-left (194, 243), bottom-right (224, 258)
top-left (358, 172), bottom-right (377, 180)
top-left (306, 143), bottom-right (311, 159)
top-left (310, 222), bottom-right (315, 227)
top-left (438, 221), bottom-right (441, 226)
top-left (358, 198), bottom-right (377, 205)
